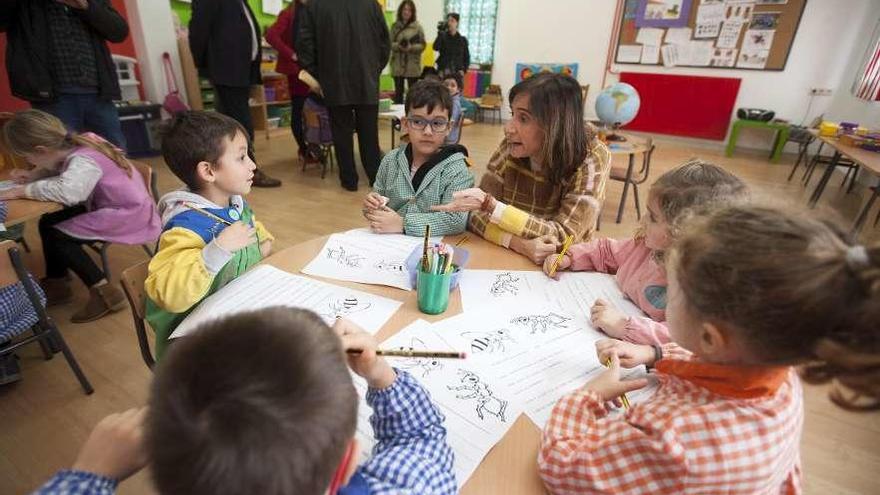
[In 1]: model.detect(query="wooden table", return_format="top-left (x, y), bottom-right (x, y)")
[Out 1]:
top-left (264, 234), bottom-right (548, 495)
top-left (0, 170), bottom-right (63, 227)
top-left (807, 135), bottom-right (880, 235)
top-left (606, 133), bottom-right (652, 223)
top-left (378, 104), bottom-right (406, 148)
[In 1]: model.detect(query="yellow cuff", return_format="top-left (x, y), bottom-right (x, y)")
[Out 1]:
top-left (495, 205), bottom-right (529, 235)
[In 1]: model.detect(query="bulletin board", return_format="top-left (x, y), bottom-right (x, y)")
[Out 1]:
top-left (614, 0), bottom-right (807, 71)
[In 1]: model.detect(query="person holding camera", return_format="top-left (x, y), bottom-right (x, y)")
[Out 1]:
top-left (433, 12), bottom-right (470, 76)
top-left (390, 1), bottom-right (425, 104)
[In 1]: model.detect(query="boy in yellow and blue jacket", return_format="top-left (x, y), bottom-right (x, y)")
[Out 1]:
top-left (145, 112), bottom-right (273, 358)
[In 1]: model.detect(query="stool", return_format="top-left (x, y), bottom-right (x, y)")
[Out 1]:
top-left (725, 119), bottom-right (790, 163)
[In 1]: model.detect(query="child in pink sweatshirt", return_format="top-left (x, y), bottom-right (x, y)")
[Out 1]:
top-left (543, 160), bottom-right (748, 345)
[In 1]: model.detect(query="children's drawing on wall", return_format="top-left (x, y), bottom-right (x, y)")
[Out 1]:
top-left (510, 312), bottom-right (571, 334)
top-left (374, 260), bottom-right (407, 272)
top-left (448, 369), bottom-right (509, 422)
top-left (323, 296), bottom-right (372, 319)
top-left (636, 0), bottom-right (692, 28)
top-left (461, 329), bottom-right (517, 354)
top-left (392, 337), bottom-right (444, 378)
top-left (326, 245), bottom-right (366, 268)
top-left (489, 272), bottom-right (521, 297)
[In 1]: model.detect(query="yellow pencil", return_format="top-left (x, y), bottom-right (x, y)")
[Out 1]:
top-left (454, 235), bottom-right (468, 247)
top-left (548, 235), bottom-right (574, 277)
top-left (604, 357), bottom-right (631, 409)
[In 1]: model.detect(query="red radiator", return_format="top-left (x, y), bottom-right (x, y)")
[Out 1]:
top-left (619, 72), bottom-right (741, 141)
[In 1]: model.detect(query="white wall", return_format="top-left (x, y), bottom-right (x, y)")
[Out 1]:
top-left (826, 8), bottom-right (880, 129)
top-left (123, 0), bottom-right (186, 107)
top-left (413, 0), bottom-right (446, 37)
top-left (414, 0), bottom-right (876, 151)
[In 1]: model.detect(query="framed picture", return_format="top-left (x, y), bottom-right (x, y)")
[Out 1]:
top-left (635, 0), bottom-right (693, 28)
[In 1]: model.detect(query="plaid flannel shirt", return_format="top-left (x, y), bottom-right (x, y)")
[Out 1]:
top-left (46, 2), bottom-right (99, 90)
top-left (33, 371), bottom-right (455, 495)
top-left (539, 349), bottom-right (803, 495)
top-left (373, 145), bottom-right (474, 237)
top-left (469, 128), bottom-right (611, 247)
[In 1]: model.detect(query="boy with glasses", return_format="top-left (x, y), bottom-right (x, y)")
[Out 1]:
top-left (363, 80), bottom-right (473, 236)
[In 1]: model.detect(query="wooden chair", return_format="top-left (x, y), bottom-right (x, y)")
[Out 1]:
top-left (0, 240), bottom-right (93, 393)
top-left (83, 160), bottom-right (157, 282)
top-left (120, 260), bottom-right (155, 370)
top-left (478, 85), bottom-right (503, 125)
top-left (580, 85), bottom-right (590, 113)
top-left (609, 138), bottom-right (655, 222)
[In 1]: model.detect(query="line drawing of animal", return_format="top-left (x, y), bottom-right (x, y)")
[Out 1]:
top-left (391, 337), bottom-right (443, 378)
top-left (510, 312), bottom-right (571, 334)
top-left (447, 369), bottom-right (508, 422)
top-left (323, 297), bottom-right (372, 319)
top-left (460, 328), bottom-right (516, 354)
top-left (326, 245), bottom-right (366, 268)
top-left (489, 272), bottom-right (521, 297)
top-left (374, 259), bottom-right (407, 272)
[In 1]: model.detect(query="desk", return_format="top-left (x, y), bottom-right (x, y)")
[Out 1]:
top-left (379, 104), bottom-right (406, 148)
top-left (807, 135), bottom-right (880, 235)
top-left (607, 133), bottom-right (652, 223)
top-left (725, 119), bottom-right (790, 163)
top-left (264, 234), bottom-right (546, 495)
top-left (5, 199), bottom-right (62, 227)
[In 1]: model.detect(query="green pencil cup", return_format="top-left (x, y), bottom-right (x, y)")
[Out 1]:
top-left (416, 268), bottom-right (453, 315)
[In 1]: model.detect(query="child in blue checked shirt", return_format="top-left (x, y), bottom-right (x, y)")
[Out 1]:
top-left (32, 308), bottom-right (456, 495)
top-left (0, 200), bottom-right (48, 385)
top-left (364, 80), bottom-right (474, 236)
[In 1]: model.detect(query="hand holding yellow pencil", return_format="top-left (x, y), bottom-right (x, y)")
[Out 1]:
top-left (545, 235), bottom-right (574, 279)
top-left (583, 352), bottom-right (648, 410)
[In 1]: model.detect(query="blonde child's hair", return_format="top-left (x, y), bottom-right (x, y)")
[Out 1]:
top-left (671, 205), bottom-right (880, 411)
top-left (636, 159), bottom-right (749, 261)
top-left (1, 109), bottom-right (131, 176)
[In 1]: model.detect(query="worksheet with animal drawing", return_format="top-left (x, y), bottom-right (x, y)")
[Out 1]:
top-left (373, 320), bottom-right (520, 488)
top-left (458, 269), bottom-right (644, 321)
top-left (170, 265), bottom-right (402, 338)
top-left (302, 232), bottom-right (424, 290)
top-left (434, 303), bottom-right (656, 428)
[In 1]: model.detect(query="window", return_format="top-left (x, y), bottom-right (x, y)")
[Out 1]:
top-left (853, 20), bottom-right (880, 101)
top-left (445, 0), bottom-right (499, 65)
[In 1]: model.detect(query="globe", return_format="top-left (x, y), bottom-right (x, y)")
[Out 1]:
top-left (595, 83), bottom-right (641, 128)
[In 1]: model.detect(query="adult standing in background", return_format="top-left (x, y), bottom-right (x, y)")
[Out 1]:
top-left (297, 0), bottom-right (390, 192)
top-left (433, 12), bottom-right (469, 76)
top-left (189, 0), bottom-right (281, 187)
top-left (266, 0), bottom-right (317, 166)
top-left (389, 1), bottom-right (425, 104)
top-left (0, 0), bottom-right (128, 148)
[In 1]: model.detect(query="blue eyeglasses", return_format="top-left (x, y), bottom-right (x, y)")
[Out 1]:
top-left (406, 115), bottom-right (451, 132)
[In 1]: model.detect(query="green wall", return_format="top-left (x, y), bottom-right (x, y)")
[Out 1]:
top-left (170, 1), bottom-right (395, 91)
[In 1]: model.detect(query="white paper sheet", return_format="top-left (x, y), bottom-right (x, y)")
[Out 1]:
top-left (635, 28), bottom-right (664, 46)
top-left (379, 320), bottom-right (519, 487)
top-left (641, 44), bottom-right (661, 64)
top-left (687, 40), bottom-right (715, 66)
top-left (741, 29), bottom-right (775, 51)
top-left (664, 27), bottom-right (693, 45)
top-left (661, 44), bottom-right (680, 67)
top-left (170, 265), bottom-right (402, 338)
top-left (302, 232), bottom-right (424, 290)
top-left (262, 0), bottom-right (282, 16)
top-left (716, 19), bottom-right (745, 48)
top-left (736, 47), bottom-right (769, 69)
top-left (711, 48), bottom-right (739, 67)
top-left (617, 44), bottom-right (643, 63)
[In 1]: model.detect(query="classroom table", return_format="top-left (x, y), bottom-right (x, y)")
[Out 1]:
top-left (0, 171), bottom-right (63, 227)
top-left (264, 233), bottom-right (548, 495)
top-left (378, 104), bottom-right (406, 148)
top-left (807, 135), bottom-right (880, 235)
top-left (724, 119), bottom-right (790, 163)
top-left (606, 133), bottom-right (653, 223)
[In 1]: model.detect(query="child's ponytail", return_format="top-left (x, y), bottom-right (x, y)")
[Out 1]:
top-left (671, 205), bottom-right (880, 411)
top-left (1, 109), bottom-right (131, 176)
top-left (801, 244), bottom-right (880, 411)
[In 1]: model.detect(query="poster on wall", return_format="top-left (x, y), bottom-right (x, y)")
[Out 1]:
top-left (515, 63), bottom-right (579, 83)
top-left (635, 0), bottom-right (693, 28)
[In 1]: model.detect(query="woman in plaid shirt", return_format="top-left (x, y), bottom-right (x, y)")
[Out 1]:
top-left (540, 205), bottom-right (880, 494)
top-left (433, 73), bottom-right (611, 264)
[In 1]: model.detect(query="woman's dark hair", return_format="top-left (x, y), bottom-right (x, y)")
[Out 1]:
top-left (508, 73), bottom-right (591, 185)
top-left (397, 0), bottom-right (416, 24)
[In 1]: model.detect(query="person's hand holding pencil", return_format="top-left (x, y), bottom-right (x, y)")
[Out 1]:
top-left (543, 235), bottom-right (574, 280)
top-left (582, 351), bottom-right (648, 409)
top-left (334, 318), bottom-right (397, 389)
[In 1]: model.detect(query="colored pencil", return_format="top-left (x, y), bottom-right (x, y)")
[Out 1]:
top-left (454, 235), bottom-right (468, 247)
top-left (184, 202), bottom-right (232, 226)
top-left (548, 235), bottom-right (575, 277)
top-left (604, 357), bottom-right (632, 409)
top-left (347, 349), bottom-right (467, 359)
top-left (421, 225), bottom-right (431, 271)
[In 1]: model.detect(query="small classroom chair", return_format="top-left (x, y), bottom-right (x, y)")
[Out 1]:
top-left (609, 138), bottom-right (655, 222)
top-left (0, 240), bottom-right (93, 393)
top-left (84, 160), bottom-right (158, 282)
top-left (120, 260), bottom-right (155, 370)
